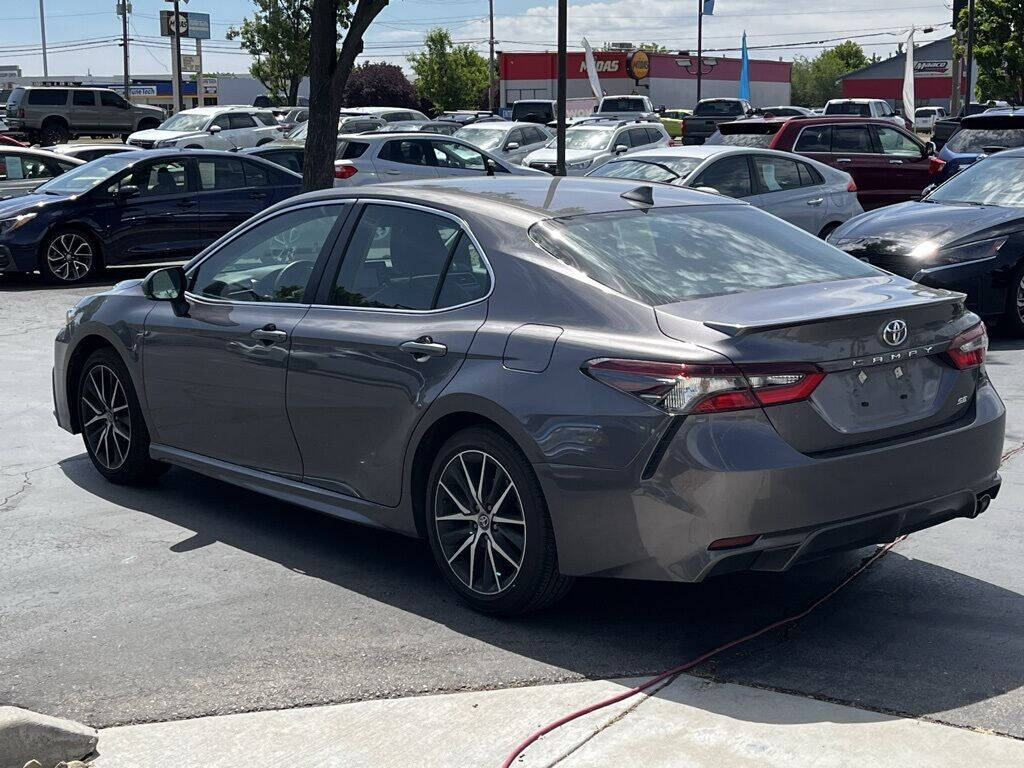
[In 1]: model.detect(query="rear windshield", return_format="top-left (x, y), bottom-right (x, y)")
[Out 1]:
top-left (600, 97), bottom-right (647, 112)
top-left (512, 102), bottom-right (554, 121)
top-left (694, 101), bottom-right (744, 117)
top-left (529, 205), bottom-right (877, 305)
top-left (945, 127), bottom-right (1024, 153)
top-left (927, 156), bottom-right (1024, 208)
top-left (825, 102), bottom-right (871, 116)
top-left (705, 131), bottom-right (773, 147)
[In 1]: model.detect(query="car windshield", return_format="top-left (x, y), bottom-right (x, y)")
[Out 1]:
top-left (705, 131), bottom-right (774, 147)
top-left (34, 155), bottom-right (135, 195)
top-left (453, 127), bottom-right (506, 151)
top-left (157, 112), bottom-right (210, 131)
top-left (927, 156), bottom-right (1024, 208)
top-left (287, 122), bottom-right (308, 140)
top-left (945, 128), bottom-right (1024, 153)
top-left (547, 128), bottom-right (613, 150)
top-left (530, 205), bottom-right (877, 305)
top-left (589, 157), bottom-right (700, 184)
top-left (825, 102), bottom-right (871, 116)
top-left (694, 101), bottom-right (743, 117)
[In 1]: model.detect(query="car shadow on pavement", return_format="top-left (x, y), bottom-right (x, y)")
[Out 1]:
top-left (59, 456), bottom-right (1024, 733)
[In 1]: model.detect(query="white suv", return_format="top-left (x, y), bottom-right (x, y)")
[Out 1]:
top-left (823, 99), bottom-right (908, 128)
top-left (521, 119), bottom-right (671, 175)
top-left (126, 106), bottom-right (282, 150)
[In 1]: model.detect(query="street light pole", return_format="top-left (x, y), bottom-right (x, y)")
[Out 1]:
top-left (168, 0), bottom-right (184, 114)
top-left (555, 0), bottom-right (566, 176)
top-left (696, 0), bottom-right (703, 102)
top-left (487, 0), bottom-right (495, 112)
top-left (964, 0), bottom-right (976, 105)
top-left (38, 0), bottom-right (48, 77)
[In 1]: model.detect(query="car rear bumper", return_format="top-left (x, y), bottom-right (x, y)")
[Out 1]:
top-left (535, 378), bottom-right (1005, 582)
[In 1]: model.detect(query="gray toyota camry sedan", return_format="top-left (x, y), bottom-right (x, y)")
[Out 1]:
top-left (53, 177), bottom-right (1005, 614)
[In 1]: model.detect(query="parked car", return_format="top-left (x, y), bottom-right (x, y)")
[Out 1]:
top-left (522, 119), bottom-right (671, 174)
top-left (245, 115), bottom-right (389, 173)
top-left (275, 107), bottom-right (308, 132)
top-left (4, 86), bottom-right (164, 145)
top-left (453, 121), bottom-right (552, 163)
top-left (377, 120), bottom-right (460, 135)
top-left (0, 149), bottom-right (301, 282)
top-left (331, 132), bottom-right (544, 185)
top-left (591, 94), bottom-right (662, 123)
top-left (932, 100), bottom-right (1011, 150)
top-left (681, 98), bottom-right (754, 144)
top-left (43, 143), bottom-right (137, 162)
top-left (934, 110), bottom-right (1024, 182)
top-left (126, 107), bottom-right (283, 150)
top-left (658, 108), bottom-right (692, 139)
top-left (824, 98), bottom-right (909, 129)
top-left (53, 176), bottom-right (1004, 614)
top-left (0, 146), bottom-right (83, 202)
top-left (240, 144), bottom-right (305, 174)
top-left (757, 106), bottom-right (815, 117)
top-left (340, 106), bottom-right (429, 123)
top-left (709, 116), bottom-right (944, 209)
top-left (587, 145), bottom-right (861, 237)
top-left (510, 100), bottom-right (555, 124)
top-left (914, 106), bottom-right (948, 132)
top-left (435, 111), bottom-right (499, 125)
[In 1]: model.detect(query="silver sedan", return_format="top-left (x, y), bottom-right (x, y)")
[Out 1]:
top-left (586, 145), bottom-right (863, 237)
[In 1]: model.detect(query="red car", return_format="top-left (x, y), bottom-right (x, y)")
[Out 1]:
top-left (709, 116), bottom-right (945, 210)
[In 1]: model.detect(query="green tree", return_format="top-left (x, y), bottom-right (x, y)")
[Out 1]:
top-left (227, 0), bottom-right (349, 106)
top-left (408, 28), bottom-right (490, 112)
top-left (956, 0), bottom-right (1024, 103)
top-left (791, 41), bottom-right (870, 106)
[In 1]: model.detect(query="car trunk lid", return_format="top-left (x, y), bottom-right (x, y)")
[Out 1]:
top-left (656, 276), bottom-right (980, 452)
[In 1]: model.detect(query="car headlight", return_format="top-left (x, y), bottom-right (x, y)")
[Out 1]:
top-left (910, 236), bottom-right (1007, 267)
top-left (0, 212), bottom-right (37, 236)
top-left (568, 159), bottom-right (593, 170)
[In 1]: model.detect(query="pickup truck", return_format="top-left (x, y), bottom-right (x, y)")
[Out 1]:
top-left (932, 101), bottom-right (1011, 150)
top-left (590, 95), bottom-right (662, 123)
top-left (681, 98), bottom-right (753, 144)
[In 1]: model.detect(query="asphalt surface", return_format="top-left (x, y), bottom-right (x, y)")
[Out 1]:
top-left (1, 268), bottom-right (1022, 741)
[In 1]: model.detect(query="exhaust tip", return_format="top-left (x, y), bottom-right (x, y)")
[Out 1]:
top-left (973, 494), bottom-right (991, 518)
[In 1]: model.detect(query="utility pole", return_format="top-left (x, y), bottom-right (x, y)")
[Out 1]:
top-left (167, 0), bottom-right (184, 114)
top-left (696, 0), bottom-right (703, 102)
top-left (555, 0), bottom-right (566, 176)
top-left (487, 0), bottom-right (495, 111)
top-left (117, 1), bottom-right (131, 100)
top-left (196, 38), bottom-right (203, 107)
top-left (964, 0), bottom-right (976, 106)
top-left (38, 0), bottom-right (48, 77)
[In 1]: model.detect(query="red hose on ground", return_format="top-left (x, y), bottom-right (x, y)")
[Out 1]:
top-left (499, 537), bottom-right (906, 768)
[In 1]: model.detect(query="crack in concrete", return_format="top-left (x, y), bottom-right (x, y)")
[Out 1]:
top-left (0, 462), bottom-right (58, 511)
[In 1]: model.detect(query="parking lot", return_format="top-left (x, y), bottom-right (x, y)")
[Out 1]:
top-left (1, 268), bottom-right (1022, 742)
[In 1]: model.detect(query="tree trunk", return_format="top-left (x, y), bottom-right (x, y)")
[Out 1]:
top-left (302, 0), bottom-right (390, 192)
top-left (288, 76), bottom-right (301, 107)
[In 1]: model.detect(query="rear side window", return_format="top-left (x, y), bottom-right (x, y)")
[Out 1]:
top-left (752, 156), bottom-right (803, 191)
top-left (797, 162), bottom-right (824, 186)
top-left (832, 125), bottom-right (874, 153)
top-left (794, 125), bottom-right (832, 152)
top-left (628, 127), bottom-right (651, 147)
top-left (28, 89), bottom-right (68, 106)
top-left (242, 160), bottom-right (271, 187)
top-left (228, 113), bottom-right (257, 129)
top-left (198, 157), bottom-right (246, 190)
top-left (72, 91), bottom-right (95, 107)
top-left (265, 150), bottom-right (302, 174)
top-left (255, 111), bottom-right (277, 126)
top-left (530, 206), bottom-right (877, 305)
top-left (337, 141), bottom-right (369, 159)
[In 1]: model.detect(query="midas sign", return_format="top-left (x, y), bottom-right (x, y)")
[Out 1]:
top-left (627, 50), bottom-right (651, 80)
top-left (580, 60), bottom-right (621, 73)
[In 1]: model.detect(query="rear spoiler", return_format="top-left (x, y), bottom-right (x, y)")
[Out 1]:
top-left (704, 294), bottom-right (965, 337)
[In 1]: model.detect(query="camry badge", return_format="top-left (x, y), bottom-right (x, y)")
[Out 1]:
top-left (881, 319), bottom-right (908, 347)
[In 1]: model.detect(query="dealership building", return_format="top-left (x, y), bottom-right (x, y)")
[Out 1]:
top-left (499, 50), bottom-right (791, 109)
top-left (838, 35), bottom-right (970, 111)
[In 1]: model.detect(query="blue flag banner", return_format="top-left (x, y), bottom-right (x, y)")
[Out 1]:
top-left (703, 0), bottom-right (715, 15)
top-left (739, 31), bottom-right (750, 100)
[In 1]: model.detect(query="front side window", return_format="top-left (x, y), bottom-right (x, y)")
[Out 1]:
top-left (875, 127), bottom-right (922, 157)
top-left (694, 155), bottom-right (752, 197)
top-left (431, 140), bottom-right (487, 170)
top-left (379, 139), bottom-right (433, 166)
top-left (99, 91), bottom-right (126, 108)
top-left (192, 205), bottom-right (343, 303)
top-left (197, 157), bottom-right (246, 191)
top-left (330, 205), bottom-right (488, 310)
top-left (530, 205), bottom-right (878, 305)
top-left (628, 127), bottom-right (651, 147)
top-left (130, 160), bottom-right (188, 196)
top-left (753, 156), bottom-right (803, 191)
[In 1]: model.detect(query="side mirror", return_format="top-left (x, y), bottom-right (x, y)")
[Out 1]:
top-left (142, 265), bottom-right (187, 302)
top-left (924, 140), bottom-right (936, 156)
top-left (694, 185), bottom-right (721, 195)
top-left (209, 124), bottom-right (222, 134)
top-left (116, 184), bottom-right (140, 200)
top-left (591, 105), bottom-right (598, 113)
top-left (505, 141), bottom-right (520, 151)
top-left (614, 144), bottom-right (628, 154)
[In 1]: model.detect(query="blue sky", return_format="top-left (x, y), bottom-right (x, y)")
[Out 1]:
top-left (0, 0), bottom-right (956, 77)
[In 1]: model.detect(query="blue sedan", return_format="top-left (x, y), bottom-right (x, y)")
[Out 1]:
top-left (935, 110), bottom-right (1024, 183)
top-left (0, 149), bottom-right (302, 283)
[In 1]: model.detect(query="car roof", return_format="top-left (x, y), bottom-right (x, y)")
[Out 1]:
top-left (0, 146), bottom-right (85, 162)
top-left (275, 176), bottom-right (735, 228)
top-left (457, 121), bottom-right (542, 130)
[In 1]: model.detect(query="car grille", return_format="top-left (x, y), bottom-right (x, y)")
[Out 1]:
top-left (844, 247), bottom-right (920, 279)
top-left (528, 162), bottom-right (557, 174)
top-left (127, 139), bottom-right (155, 149)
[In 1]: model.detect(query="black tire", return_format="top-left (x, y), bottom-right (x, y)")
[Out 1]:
top-left (40, 228), bottom-right (101, 284)
top-left (1002, 262), bottom-right (1024, 337)
top-left (39, 121), bottom-right (70, 145)
top-left (818, 221), bottom-right (841, 240)
top-left (120, 133), bottom-right (131, 143)
top-left (425, 427), bottom-right (573, 614)
top-left (77, 348), bottom-right (169, 485)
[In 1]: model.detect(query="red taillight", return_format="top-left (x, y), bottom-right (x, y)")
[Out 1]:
top-left (929, 156), bottom-right (946, 176)
top-left (946, 323), bottom-right (987, 369)
top-left (583, 358), bottom-right (824, 414)
top-left (846, 179), bottom-right (857, 193)
top-left (709, 534), bottom-right (760, 550)
top-left (333, 162), bottom-right (358, 180)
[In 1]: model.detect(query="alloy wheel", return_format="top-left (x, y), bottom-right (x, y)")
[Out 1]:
top-left (81, 364), bottom-right (131, 470)
top-left (433, 450), bottom-right (526, 595)
top-left (46, 233), bottom-right (93, 282)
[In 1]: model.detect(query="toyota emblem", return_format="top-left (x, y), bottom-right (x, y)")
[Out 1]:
top-left (881, 319), bottom-right (908, 347)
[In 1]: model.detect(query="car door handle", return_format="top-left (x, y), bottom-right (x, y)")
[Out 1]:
top-left (382, 170), bottom-right (403, 176)
top-left (249, 190), bottom-right (267, 199)
top-left (806, 197), bottom-right (824, 206)
top-left (835, 158), bottom-right (852, 164)
top-left (888, 159), bottom-right (904, 164)
top-left (176, 199), bottom-right (197, 207)
top-left (251, 324), bottom-right (288, 343)
top-left (400, 337), bottom-right (447, 360)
